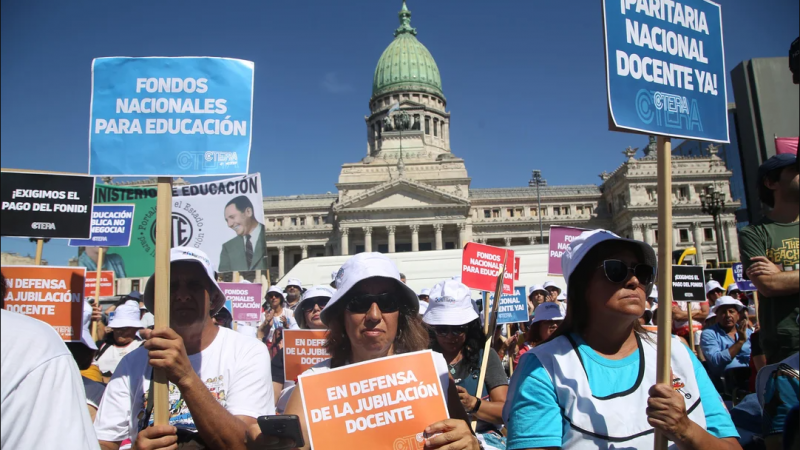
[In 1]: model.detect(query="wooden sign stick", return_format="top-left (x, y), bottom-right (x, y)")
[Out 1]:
top-left (91, 247), bottom-right (105, 341)
top-left (34, 239), bottom-right (44, 265)
top-left (507, 324), bottom-right (514, 376)
top-left (687, 313), bottom-right (695, 353)
top-left (654, 137), bottom-right (673, 450)
top-left (153, 177), bottom-right (173, 426)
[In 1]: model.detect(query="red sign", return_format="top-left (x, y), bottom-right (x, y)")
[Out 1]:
top-left (461, 242), bottom-right (515, 294)
top-left (84, 271), bottom-right (115, 298)
top-left (514, 257), bottom-right (521, 281)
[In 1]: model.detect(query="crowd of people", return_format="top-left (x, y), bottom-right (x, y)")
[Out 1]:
top-left (0, 154), bottom-right (797, 450)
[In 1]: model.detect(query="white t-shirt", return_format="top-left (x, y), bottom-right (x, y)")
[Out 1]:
top-left (94, 327), bottom-right (275, 444)
top-left (94, 339), bottom-right (143, 375)
top-left (84, 377), bottom-right (106, 409)
top-left (265, 308), bottom-right (299, 342)
top-left (1, 310), bottom-right (100, 449)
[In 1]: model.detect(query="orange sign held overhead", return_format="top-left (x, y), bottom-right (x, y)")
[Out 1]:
top-left (298, 350), bottom-right (449, 450)
top-left (284, 329), bottom-right (330, 382)
top-left (85, 271), bottom-right (115, 298)
top-left (1, 265), bottom-right (86, 341)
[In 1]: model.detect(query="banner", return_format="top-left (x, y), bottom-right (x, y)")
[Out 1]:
top-left (732, 262), bottom-right (757, 292)
top-left (671, 265), bottom-right (706, 301)
top-left (68, 204), bottom-right (135, 247)
top-left (298, 351), bottom-right (448, 450)
top-left (284, 329), bottom-right (330, 382)
top-left (548, 226), bottom-right (587, 275)
top-left (603, 0), bottom-right (729, 142)
top-left (514, 257), bottom-right (521, 281)
top-left (89, 57), bottom-right (255, 177)
top-left (1, 266), bottom-right (86, 341)
top-left (489, 286), bottom-right (529, 324)
top-left (172, 173), bottom-right (267, 272)
top-left (84, 271), bottom-right (115, 298)
top-left (1, 172), bottom-right (95, 239)
top-left (775, 137), bottom-right (798, 155)
top-left (219, 282), bottom-right (262, 322)
top-left (461, 243), bottom-right (515, 294)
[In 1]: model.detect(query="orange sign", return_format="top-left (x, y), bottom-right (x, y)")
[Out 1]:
top-left (85, 271), bottom-right (115, 298)
top-left (284, 329), bottom-right (330, 382)
top-left (1, 265), bottom-right (86, 341)
top-left (298, 350), bottom-right (449, 450)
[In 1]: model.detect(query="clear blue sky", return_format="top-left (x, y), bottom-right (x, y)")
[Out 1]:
top-left (2, 0), bottom-right (797, 265)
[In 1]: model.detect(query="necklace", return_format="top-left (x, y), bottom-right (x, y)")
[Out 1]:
top-left (447, 353), bottom-right (463, 375)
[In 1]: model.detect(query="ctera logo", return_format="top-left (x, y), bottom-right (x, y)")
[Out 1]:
top-left (636, 89), bottom-right (703, 132)
top-left (31, 222), bottom-right (56, 230)
top-left (150, 212), bottom-right (194, 247)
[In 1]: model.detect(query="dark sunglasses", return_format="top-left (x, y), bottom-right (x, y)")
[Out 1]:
top-left (345, 293), bottom-right (400, 314)
top-left (598, 260), bottom-right (655, 285)
top-left (433, 325), bottom-right (468, 336)
top-left (301, 298), bottom-right (329, 312)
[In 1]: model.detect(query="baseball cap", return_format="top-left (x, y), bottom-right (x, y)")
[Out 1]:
top-left (712, 296), bottom-right (745, 314)
top-left (108, 301), bottom-right (143, 329)
top-left (293, 285), bottom-right (335, 328)
top-left (726, 283), bottom-right (742, 296)
top-left (527, 284), bottom-right (547, 297)
top-left (543, 281), bottom-right (562, 293)
top-left (648, 284), bottom-right (659, 302)
top-left (758, 154), bottom-right (796, 181)
top-left (561, 229), bottom-right (657, 296)
top-left (705, 280), bottom-right (724, 294)
top-left (143, 247), bottom-right (225, 315)
top-left (422, 279), bottom-right (479, 326)
top-left (80, 301), bottom-right (98, 350)
top-left (531, 302), bottom-right (565, 325)
top-left (321, 253), bottom-right (418, 326)
top-left (286, 278), bottom-right (302, 289)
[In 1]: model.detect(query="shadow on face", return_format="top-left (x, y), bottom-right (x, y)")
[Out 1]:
top-left (343, 278), bottom-right (399, 360)
top-left (170, 262), bottom-right (212, 330)
top-left (582, 247), bottom-right (647, 324)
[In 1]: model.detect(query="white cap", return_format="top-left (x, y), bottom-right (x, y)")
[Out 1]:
top-left (293, 285), bottom-right (336, 328)
top-left (423, 279), bottom-right (479, 326)
top-left (321, 253), bottom-right (418, 325)
top-left (648, 284), bottom-right (659, 301)
top-left (561, 229), bottom-right (657, 296)
top-left (705, 280), bottom-right (724, 295)
top-left (527, 284), bottom-right (547, 297)
top-left (80, 301), bottom-right (98, 350)
top-left (286, 278), bottom-right (302, 289)
top-left (557, 292), bottom-right (566, 301)
top-left (418, 301), bottom-right (428, 316)
top-left (543, 281), bottom-right (562, 293)
top-left (108, 301), bottom-right (143, 329)
top-left (419, 288), bottom-right (431, 297)
top-left (144, 247), bottom-right (225, 314)
top-left (236, 324), bottom-right (258, 338)
top-left (266, 285), bottom-right (286, 302)
top-left (705, 311), bottom-right (716, 321)
top-left (725, 283), bottom-right (741, 296)
top-left (711, 296), bottom-right (745, 314)
top-left (531, 302), bottom-right (565, 324)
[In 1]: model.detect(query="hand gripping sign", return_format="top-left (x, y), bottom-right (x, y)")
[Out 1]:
top-left (298, 350), bottom-right (449, 450)
top-left (284, 329), bottom-right (331, 383)
top-left (461, 243), bottom-right (515, 295)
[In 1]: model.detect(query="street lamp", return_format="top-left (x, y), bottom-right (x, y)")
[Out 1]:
top-left (701, 185), bottom-right (727, 264)
top-left (529, 170), bottom-right (547, 243)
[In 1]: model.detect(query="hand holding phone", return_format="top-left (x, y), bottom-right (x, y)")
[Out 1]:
top-left (256, 415), bottom-right (304, 449)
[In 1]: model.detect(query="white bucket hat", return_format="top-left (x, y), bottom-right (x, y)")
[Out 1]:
top-left (543, 281), bottom-right (562, 294)
top-left (285, 278), bottom-right (302, 290)
top-left (265, 285), bottom-right (286, 303)
top-left (648, 284), bottom-right (659, 302)
top-left (80, 301), bottom-right (98, 350)
top-left (418, 301), bottom-right (428, 316)
top-left (419, 288), bottom-right (431, 298)
top-left (422, 279), bottom-right (479, 326)
top-left (527, 284), bottom-right (547, 298)
top-left (711, 296), bottom-right (745, 314)
top-left (725, 283), bottom-right (741, 296)
top-left (531, 302), bottom-right (565, 325)
top-left (143, 247), bottom-right (225, 314)
top-left (107, 301), bottom-right (143, 329)
top-left (705, 311), bottom-right (717, 321)
top-left (557, 291), bottom-right (566, 302)
top-left (293, 285), bottom-right (335, 328)
top-left (321, 253), bottom-right (419, 325)
top-left (705, 280), bottom-right (724, 295)
top-left (561, 229), bottom-right (657, 297)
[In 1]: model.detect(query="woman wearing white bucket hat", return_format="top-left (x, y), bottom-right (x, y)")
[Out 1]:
top-left (503, 229), bottom-right (739, 450)
top-left (526, 284), bottom-right (548, 315)
top-left (247, 252), bottom-right (479, 450)
top-left (514, 302), bottom-right (565, 366)
top-left (423, 279), bottom-right (508, 450)
top-left (94, 300), bottom-right (143, 382)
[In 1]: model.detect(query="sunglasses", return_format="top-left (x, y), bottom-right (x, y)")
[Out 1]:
top-left (433, 325), bottom-right (469, 336)
top-left (598, 260), bottom-right (655, 285)
top-left (345, 293), bottom-right (400, 314)
top-left (301, 298), bottom-right (329, 312)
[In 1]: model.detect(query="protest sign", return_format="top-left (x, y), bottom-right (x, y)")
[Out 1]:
top-left (219, 282), bottom-right (262, 322)
top-left (84, 271), bottom-right (115, 298)
top-left (89, 57), bottom-right (255, 177)
top-left (602, 0), bottom-right (729, 142)
top-left (461, 242), bottom-right (514, 294)
top-left (172, 173), bottom-right (267, 272)
top-left (514, 257), bottom-right (521, 281)
top-left (1, 172), bottom-right (95, 239)
top-left (548, 226), bottom-right (587, 275)
top-left (671, 265), bottom-right (705, 301)
top-left (298, 350), bottom-right (448, 450)
top-left (732, 262), bottom-right (757, 292)
top-left (1, 266), bottom-right (86, 341)
top-left (489, 286), bottom-right (529, 324)
top-left (284, 329), bottom-right (330, 382)
top-left (68, 204), bottom-right (135, 247)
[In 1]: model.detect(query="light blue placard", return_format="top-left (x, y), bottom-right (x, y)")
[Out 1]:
top-left (732, 262), bottom-right (757, 292)
top-left (603, 0), bottom-right (729, 142)
top-left (68, 204), bottom-right (135, 247)
top-left (89, 57), bottom-right (254, 176)
top-left (489, 286), bottom-right (528, 325)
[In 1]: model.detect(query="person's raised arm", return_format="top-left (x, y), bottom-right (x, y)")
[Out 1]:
top-left (691, 303), bottom-right (709, 321)
top-left (672, 303), bottom-right (690, 321)
top-left (746, 256), bottom-right (799, 297)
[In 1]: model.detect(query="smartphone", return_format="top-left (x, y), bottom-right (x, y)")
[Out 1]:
top-left (257, 415), bottom-right (305, 448)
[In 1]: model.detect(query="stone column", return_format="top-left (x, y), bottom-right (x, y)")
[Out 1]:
top-left (434, 224), bottom-right (443, 250)
top-left (363, 227), bottom-right (373, 253)
top-left (301, 245), bottom-right (308, 260)
top-left (340, 228), bottom-right (349, 256)
top-left (633, 224), bottom-right (644, 242)
top-left (529, 236), bottom-right (536, 245)
top-left (459, 223), bottom-right (467, 248)
top-left (504, 237), bottom-right (512, 247)
top-left (410, 225), bottom-right (419, 252)
top-left (640, 224), bottom-right (651, 245)
top-left (387, 226), bottom-right (396, 253)
top-left (690, 223), bottom-right (705, 264)
top-left (278, 246), bottom-right (285, 278)
top-left (724, 219), bottom-right (738, 263)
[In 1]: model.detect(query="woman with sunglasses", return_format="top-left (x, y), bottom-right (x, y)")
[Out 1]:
top-left (247, 253), bottom-right (479, 450)
top-left (423, 279), bottom-right (509, 450)
top-left (503, 229), bottom-right (740, 450)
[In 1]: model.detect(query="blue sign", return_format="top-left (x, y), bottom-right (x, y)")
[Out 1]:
top-left (224, 299), bottom-right (233, 315)
top-left (489, 286), bottom-right (529, 325)
top-left (89, 57), bottom-right (255, 176)
top-left (732, 262), bottom-right (757, 292)
top-left (603, 0), bottom-right (729, 142)
top-left (68, 204), bottom-right (135, 247)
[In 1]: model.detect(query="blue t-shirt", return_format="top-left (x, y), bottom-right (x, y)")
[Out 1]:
top-left (503, 333), bottom-right (738, 449)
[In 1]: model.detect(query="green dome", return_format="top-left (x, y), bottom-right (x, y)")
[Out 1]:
top-left (371, 2), bottom-right (444, 101)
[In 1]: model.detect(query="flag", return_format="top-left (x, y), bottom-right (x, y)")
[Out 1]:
top-left (388, 102), bottom-right (400, 114)
top-left (775, 137), bottom-right (798, 155)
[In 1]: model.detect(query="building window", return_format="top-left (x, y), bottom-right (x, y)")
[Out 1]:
top-left (321, 215), bottom-right (327, 224)
top-left (654, 230), bottom-right (659, 243)
top-left (484, 210), bottom-right (491, 219)
top-left (419, 242), bottom-right (433, 251)
top-left (679, 229), bottom-right (690, 243)
top-left (678, 186), bottom-right (689, 200)
top-left (704, 228), bottom-right (714, 241)
top-left (445, 242), bottom-right (456, 249)
top-left (707, 259), bottom-right (718, 269)
top-left (507, 208), bottom-right (514, 217)
top-left (530, 208), bottom-right (538, 217)
top-left (268, 218), bottom-right (275, 228)
top-left (413, 114), bottom-right (420, 130)
top-left (277, 218), bottom-right (283, 227)
top-left (647, 188), bottom-right (657, 201)
top-left (371, 123), bottom-right (376, 139)
top-left (492, 209), bottom-right (500, 218)
top-left (617, 194), bottom-right (626, 208)
top-left (299, 217), bottom-right (306, 226)
top-left (313, 216), bottom-right (320, 225)
top-left (563, 206), bottom-right (571, 215)
top-left (515, 207), bottom-right (524, 217)
top-left (291, 217), bottom-right (297, 226)
top-left (577, 206), bottom-right (584, 215)
top-left (131, 280), bottom-right (140, 292)
top-left (585, 205), bottom-right (593, 214)
top-left (553, 207), bottom-right (561, 216)
top-left (541, 207), bottom-right (548, 216)
top-left (433, 118), bottom-right (438, 137)
top-left (425, 117), bottom-right (430, 135)
top-left (270, 255), bottom-right (279, 267)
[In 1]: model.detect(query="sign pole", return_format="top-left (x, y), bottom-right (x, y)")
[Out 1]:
top-left (507, 323), bottom-right (514, 376)
top-left (654, 136), bottom-right (673, 450)
top-left (91, 248), bottom-right (105, 341)
top-left (34, 239), bottom-right (44, 265)
top-left (687, 313), bottom-right (695, 353)
top-left (153, 177), bottom-right (173, 426)
top-left (234, 271), bottom-right (240, 282)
